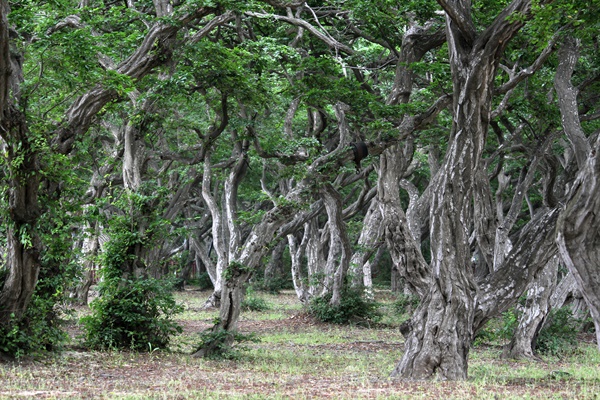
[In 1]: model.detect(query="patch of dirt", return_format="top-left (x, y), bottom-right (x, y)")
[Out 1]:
top-left (2, 292), bottom-right (598, 399)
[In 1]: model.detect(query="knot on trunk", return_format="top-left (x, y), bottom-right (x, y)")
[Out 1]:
top-left (351, 142), bottom-right (369, 172)
top-left (399, 319), bottom-right (413, 337)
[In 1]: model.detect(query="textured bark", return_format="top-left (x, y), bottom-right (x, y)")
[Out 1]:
top-left (475, 207), bottom-right (560, 331)
top-left (200, 154), bottom-right (232, 308)
top-left (305, 218), bottom-right (326, 297)
top-left (0, 4), bottom-right (42, 324)
top-left (349, 200), bottom-right (384, 298)
top-left (194, 199), bottom-right (299, 358)
top-left (393, 0), bottom-right (532, 380)
top-left (288, 227), bottom-right (309, 302)
top-left (557, 138), bottom-right (600, 350)
top-left (554, 35), bottom-right (600, 350)
top-left (321, 183), bottom-right (352, 306)
top-left (503, 256), bottom-right (559, 360)
top-left (554, 37), bottom-right (591, 170)
top-left (263, 240), bottom-right (286, 282)
top-left (0, 3), bottom-right (225, 324)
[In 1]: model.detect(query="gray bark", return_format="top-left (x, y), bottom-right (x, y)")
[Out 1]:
top-left (503, 256), bottom-right (559, 359)
top-left (288, 227), bottom-right (309, 302)
top-left (321, 183), bottom-right (352, 306)
top-left (557, 138), bottom-right (600, 350)
top-left (555, 35), bottom-right (600, 350)
top-left (349, 200), bottom-right (384, 298)
top-left (0, 4), bottom-right (42, 324)
top-left (263, 239), bottom-right (286, 283)
top-left (392, 0), bottom-right (533, 380)
top-left (0, 3), bottom-right (226, 324)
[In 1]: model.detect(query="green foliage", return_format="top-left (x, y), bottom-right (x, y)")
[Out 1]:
top-left (81, 277), bottom-right (183, 351)
top-left (242, 287), bottom-right (271, 312)
top-left (474, 308), bottom-right (520, 345)
top-left (392, 293), bottom-right (420, 315)
top-left (0, 291), bottom-right (70, 359)
top-left (535, 307), bottom-right (581, 356)
top-left (195, 327), bottom-right (260, 360)
top-left (81, 203), bottom-right (183, 351)
top-left (241, 295), bottom-right (271, 312)
top-left (0, 247), bottom-right (77, 358)
top-left (186, 272), bottom-right (214, 291)
top-left (308, 288), bottom-right (381, 325)
top-left (250, 276), bottom-right (294, 294)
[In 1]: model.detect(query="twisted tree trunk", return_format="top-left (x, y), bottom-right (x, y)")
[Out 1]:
top-left (503, 256), bottom-right (559, 359)
top-left (0, 3), bottom-right (42, 324)
top-left (392, 0), bottom-right (532, 380)
top-left (554, 35), bottom-right (600, 350)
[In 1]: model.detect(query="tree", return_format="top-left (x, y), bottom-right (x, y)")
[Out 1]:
top-left (556, 38), bottom-right (600, 350)
top-left (0, 0), bottom-right (226, 348)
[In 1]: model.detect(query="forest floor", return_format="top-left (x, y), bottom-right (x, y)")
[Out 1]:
top-left (0, 289), bottom-right (599, 399)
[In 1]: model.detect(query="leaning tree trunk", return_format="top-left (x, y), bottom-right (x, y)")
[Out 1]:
top-left (557, 136), bottom-right (600, 350)
top-left (554, 35), bottom-right (600, 350)
top-left (193, 201), bottom-right (299, 358)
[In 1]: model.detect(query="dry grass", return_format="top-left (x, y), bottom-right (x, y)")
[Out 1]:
top-left (0, 289), bottom-right (598, 399)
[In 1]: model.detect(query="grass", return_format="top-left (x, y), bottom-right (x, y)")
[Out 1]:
top-left (0, 289), bottom-right (598, 399)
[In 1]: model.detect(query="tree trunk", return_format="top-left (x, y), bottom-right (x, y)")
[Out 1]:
top-left (503, 256), bottom-right (559, 359)
top-left (288, 228), bottom-right (309, 302)
top-left (392, 0), bottom-right (532, 380)
top-left (555, 35), bottom-right (600, 350)
top-left (0, 13), bottom-right (43, 324)
top-left (263, 239), bottom-right (286, 283)
top-left (557, 138), bottom-right (600, 350)
top-left (349, 200), bottom-right (384, 299)
top-left (320, 183), bottom-right (351, 306)
top-left (305, 218), bottom-right (326, 298)
top-left (192, 262), bottom-right (250, 358)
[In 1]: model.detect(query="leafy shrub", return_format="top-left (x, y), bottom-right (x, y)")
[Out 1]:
top-left (308, 288), bottom-right (381, 324)
top-left (250, 276), bottom-right (293, 294)
top-left (241, 295), bottom-right (270, 312)
top-left (535, 307), bottom-right (580, 356)
top-left (392, 293), bottom-right (420, 315)
top-left (195, 325), bottom-right (259, 360)
top-left (0, 225), bottom-right (79, 358)
top-left (81, 277), bottom-right (183, 351)
top-left (0, 293), bottom-right (70, 358)
top-left (474, 308), bottom-right (520, 346)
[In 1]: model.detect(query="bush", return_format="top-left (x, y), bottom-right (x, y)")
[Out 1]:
top-left (474, 308), bottom-right (520, 346)
top-left (241, 295), bottom-right (270, 312)
top-left (308, 288), bottom-right (381, 324)
top-left (250, 276), bottom-right (293, 294)
top-left (535, 307), bottom-right (580, 356)
top-left (0, 243), bottom-right (78, 358)
top-left (81, 277), bottom-right (183, 351)
top-left (392, 293), bottom-right (420, 315)
top-left (0, 294), bottom-right (70, 358)
top-left (195, 326), bottom-right (259, 360)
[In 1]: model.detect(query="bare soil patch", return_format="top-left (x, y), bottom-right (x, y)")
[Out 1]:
top-left (1, 290), bottom-right (598, 399)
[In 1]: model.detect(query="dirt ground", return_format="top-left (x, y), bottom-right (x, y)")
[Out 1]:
top-left (0, 291), bottom-right (599, 399)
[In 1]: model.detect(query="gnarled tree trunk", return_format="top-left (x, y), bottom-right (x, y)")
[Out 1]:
top-left (503, 256), bottom-right (559, 359)
top-left (554, 35), bottom-right (600, 350)
top-left (0, 4), bottom-right (42, 325)
top-left (392, 0), bottom-right (532, 380)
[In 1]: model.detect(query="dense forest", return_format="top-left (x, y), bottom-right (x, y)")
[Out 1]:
top-left (1, 0), bottom-right (599, 381)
